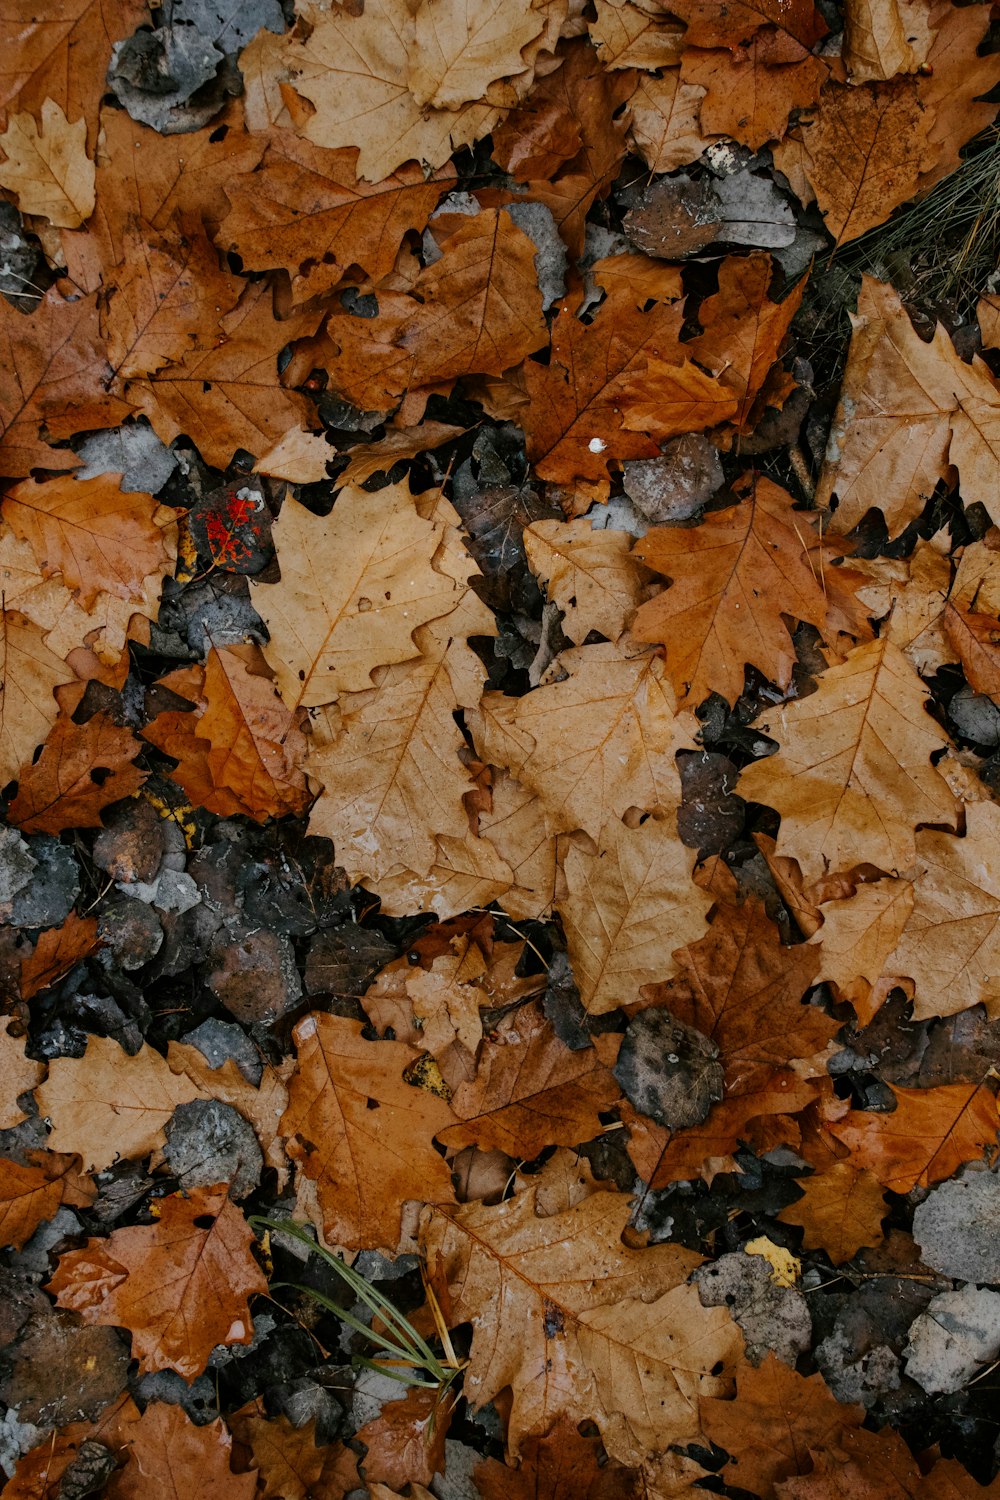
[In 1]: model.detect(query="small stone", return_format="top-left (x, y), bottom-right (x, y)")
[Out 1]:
top-left (97, 898), bottom-right (163, 970)
top-left (164, 1099), bottom-right (262, 1199)
top-left (93, 798), bottom-right (164, 885)
top-left (0, 828), bottom-right (36, 923)
top-left (207, 924), bottom-right (302, 1027)
top-left (614, 1010), bottom-right (723, 1129)
top-left (183, 1018), bottom-right (262, 1085)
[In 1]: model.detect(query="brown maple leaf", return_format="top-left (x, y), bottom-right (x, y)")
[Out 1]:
top-left (0, 1149), bottom-right (94, 1253)
top-left (105, 1402), bottom-right (256, 1499)
top-left (777, 1161), bottom-right (887, 1264)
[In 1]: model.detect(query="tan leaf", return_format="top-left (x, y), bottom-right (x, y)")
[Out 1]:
top-left (143, 645), bottom-right (310, 822)
top-left (524, 518), bottom-right (646, 645)
top-left (470, 642), bottom-right (690, 841)
top-left (842, 0), bottom-right (932, 82)
top-left (628, 71), bottom-right (708, 174)
top-left (829, 1082), bottom-right (999, 1192)
top-left (666, 0), bottom-right (828, 50)
top-left (632, 475), bottom-right (846, 706)
top-left (559, 815), bottom-right (710, 1014)
top-left (778, 1162), bottom-right (887, 1263)
top-left (441, 1002), bottom-right (622, 1155)
top-left (35, 1034), bottom-right (206, 1173)
top-left (253, 484), bottom-right (463, 711)
top-left (918, 0), bottom-right (1000, 190)
top-left (681, 41), bottom-right (827, 149)
top-left (290, 0), bottom-right (500, 182)
top-left (280, 1013), bottom-right (457, 1249)
top-left (2, 473), bottom-right (176, 611)
top-left (227, 1407), bottom-right (328, 1500)
top-left (0, 609), bottom-right (72, 786)
top-left (105, 1403), bottom-right (257, 1500)
top-left (0, 100), bottom-right (94, 227)
top-left (0, 1026), bottom-right (44, 1127)
top-left (422, 1189), bottom-right (742, 1465)
top-left (9, 711), bottom-right (146, 834)
top-left (335, 423), bottom-right (466, 488)
top-left (409, 0), bottom-right (545, 109)
top-left (588, 0), bottom-right (686, 70)
top-left (477, 770), bottom-right (556, 921)
top-left (850, 533), bottom-right (952, 674)
top-left (883, 803), bottom-right (1000, 1022)
top-left (738, 637), bottom-right (959, 882)
top-left (371, 829), bottom-right (514, 921)
top-left (810, 878), bottom-right (913, 1019)
top-left (166, 1042), bottom-right (291, 1184)
top-left (0, 1151), bottom-right (94, 1251)
top-left (254, 428), bottom-right (335, 485)
top-left (817, 278), bottom-right (1000, 537)
top-left (20, 911), bottom-right (100, 1001)
top-left (48, 1185), bottom-right (266, 1379)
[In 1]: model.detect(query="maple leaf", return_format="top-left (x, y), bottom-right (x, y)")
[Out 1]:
top-left (737, 636), bottom-right (959, 883)
top-left (0, 289), bottom-right (129, 476)
top-left (228, 1405), bottom-right (336, 1500)
top-left (639, 900), bottom-right (833, 1095)
top-left (475, 1418), bottom-right (644, 1500)
top-left (280, 1013), bottom-right (457, 1249)
top-left (354, 1386), bottom-right (451, 1490)
top-left (48, 1184), bottom-right (266, 1379)
top-left (0, 1150), bottom-right (94, 1252)
top-left (0, 609), bottom-right (73, 786)
top-left (440, 1003), bottom-right (622, 1155)
top-left (0, 99), bottom-right (94, 228)
top-left (631, 474), bottom-right (851, 706)
top-left (125, 280), bottom-right (323, 470)
top-left (253, 482), bottom-right (465, 713)
top-left (143, 645), bottom-right (310, 822)
top-left (777, 1162), bottom-right (887, 1264)
top-left (35, 1034), bottom-right (206, 1172)
top-left (681, 40), bottom-right (827, 150)
top-left (4, 1393), bottom-right (141, 1500)
top-left (808, 878), bottom-right (914, 1019)
top-left (559, 814), bottom-right (711, 1014)
top-left (699, 1354), bottom-right (863, 1497)
top-left (8, 711), bottom-right (146, 834)
top-left (829, 1081), bottom-right (999, 1193)
top-left (817, 278), bottom-right (1000, 537)
top-left (20, 910), bottom-right (100, 1001)
top-left (523, 518), bottom-right (647, 645)
top-left (320, 208), bottom-right (548, 409)
top-left (469, 642), bottom-right (691, 840)
top-left (218, 132), bottom-right (454, 304)
top-left (105, 1403), bottom-right (257, 1500)
top-left (422, 1188), bottom-right (743, 1464)
top-left (2, 472), bottom-right (177, 610)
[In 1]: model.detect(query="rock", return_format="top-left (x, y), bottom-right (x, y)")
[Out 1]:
top-left (695, 1250), bottom-right (811, 1366)
top-left (1, 1312), bottom-right (129, 1428)
top-left (93, 797), bottom-right (165, 885)
top-left (163, 1098), bottom-right (263, 1199)
top-left (622, 435), bottom-right (724, 524)
top-left (183, 1017), bottom-right (262, 1085)
top-left (207, 923), bottom-right (302, 1027)
top-left (677, 749), bottom-right (745, 852)
top-left (614, 1009), bottom-right (723, 1129)
top-left (905, 1285), bottom-right (1000, 1394)
top-left (624, 175), bottom-right (721, 259)
top-left (7, 838), bottom-right (79, 930)
top-left (913, 1171), bottom-right (1000, 1285)
top-left (0, 828), bottom-right (36, 923)
top-left (97, 898), bottom-right (163, 970)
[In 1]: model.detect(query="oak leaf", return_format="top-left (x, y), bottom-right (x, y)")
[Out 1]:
top-left (470, 643), bottom-right (691, 841)
top-left (105, 1403), bottom-right (257, 1500)
top-left (523, 518), bottom-right (646, 645)
top-left (777, 1162), bottom-right (887, 1264)
top-left (48, 1185), bottom-right (266, 1379)
top-left (320, 209), bottom-right (548, 410)
top-left (408, 0), bottom-right (545, 110)
top-left (126, 281), bottom-right (323, 470)
top-left (253, 484), bottom-right (464, 711)
top-left (35, 1034), bottom-right (207, 1173)
top-left (20, 910), bottom-right (100, 1001)
top-left (638, 900), bottom-right (832, 1096)
top-left (808, 878), bottom-right (913, 1017)
top-left (227, 1406), bottom-right (329, 1500)
top-left (0, 1026), bottom-right (44, 1127)
top-left (476, 770), bottom-right (557, 921)
top-left (8, 711), bottom-right (146, 834)
top-left (0, 289), bottom-right (129, 476)
top-left (371, 828), bottom-right (514, 921)
top-left (681, 41), bottom-right (827, 149)
top-left (816, 278), bottom-right (1000, 537)
top-left (0, 609), bottom-right (73, 786)
top-left (737, 637), bottom-right (959, 883)
top-left (2, 473), bottom-right (176, 611)
top-left (841, 0), bottom-right (932, 83)
top-left (475, 1418), bottom-right (644, 1500)
top-left (0, 1150), bottom-right (94, 1252)
top-left (143, 645), bottom-right (310, 822)
top-left (627, 71), bottom-right (708, 175)
top-left (560, 815), bottom-right (711, 1014)
top-left (884, 804), bottom-right (1000, 1022)
top-left (334, 422), bottom-right (466, 489)
top-left (0, 99), bottom-right (94, 228)
top-left (589, 0), bottom-right (685, 71)
top-left (279, 1013), bottom-right (457, 1249)
top-left (829, 1082), bottom-right (999, 1193)
top-left (440, 1002), bottom-right (622, 1156)
top-left (421, 1188), bottom-right (743, 1464)
top-left (289, 0), bottom-right (500, 182)
top-left (631, 475), bottom-right (849, 706)
top-left (699, 1354), bottom-right (863, 1497)
top-left (218, 132), bottom-right (454, 303)
top-left (918, 0), bottom-right (1000, 190)
top-left (666, 0), bottom-right (827, 50)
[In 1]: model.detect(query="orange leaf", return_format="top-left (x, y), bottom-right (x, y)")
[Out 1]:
top-left (9, 712), bottom-right (146, 834)
top-left (20, 911), bottom-right (100, 1001)
top-left (830, 1082), bottom-right (999, 1193)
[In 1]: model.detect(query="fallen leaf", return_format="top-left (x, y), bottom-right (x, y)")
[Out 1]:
top-left (589, 0), bottom-right (685, 71)
top-left (8, 711), bottom-right (146, 834)
top-left (227, 1407), bottom-right (329, 1500)
top-left (523, 518), bottom-right (646, 644)
top-left (0, 99), bottom-right (95, 227)
top-left (0, 609), bottom-right (73, 786)
top-left (681, 41), bottom-right (827, 150)
top-left (666, 0), bottom-right (828, 50)
top-left (778, 1162), bottom-right (887, 1264)
top-left (809, 878), bottom-right (914, 1016)
top-left (0, 1027), bottom-right (44, 1127)
top-left (0, 1150), bottom-right (94, 1252)
top-left (475, 1417), bottom-right (644, 1499)
top-left (355, 1386), bottom-right (451, 1489)
top-left (106, 1403), bottom-right (257, 1499)
top-left (829, 1082), bottom-right (999, 1192)
top-left (48, 1184), bottom-right (266, 1379)
top-left (20, 911), bottom-right (100, 1001)
top-left (627, 70), bottom-right (709, 174)
top-left (841, 0), bottom-right (932, 83)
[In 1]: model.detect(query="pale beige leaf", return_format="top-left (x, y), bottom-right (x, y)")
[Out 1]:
top-left (421, 1190), bottom-right (742, 1465)
top-left (628, 72), bottom-right (708, 175)
top-left (290, 0), bottom-right (500, 181)
top-left (979, 293), bottom-right (1000, 352)
top-left (851, 533), bottom-right (952, 675)
top-left (252, 484), bottom-right (463, 709)
top-left (372, 830), bottom-right (514, 920)
top-left (842, 0), bottom-right (931, 82)
top-left (36, 1035), bottom-right (206, 1173)
top-left (0, 99), bottom-right (94, 227)
top-left (886, 802), bottom-right (1000, 1021)
top-left (0, 609), bottom-right (72, 784)
top-left (469, 642), bottom-right (690, 841)
top-left (524, 519), bottom-right (645, 645)
top-left (559, 815), bottom-right (711, 1014)
top-left (738, 637), bottom-right (959, 883)
top-left (810, 879), bottom-right (914, 1001)
top-left (254, 428), bottom-right (335, 484)
top-left (409, 0), bottom-right (544, 109)
top-left (0, 1027), bottom-right (44, 1129)
top-left (588, 0), bottom-right (686, 69)
top-left (478, 770), bottom-right (556, 921)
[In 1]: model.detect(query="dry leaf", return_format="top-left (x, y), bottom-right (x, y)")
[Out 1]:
top-left (9, 711), bottom-right (146, 834)
top-left (0, 1027), bottom-right (44, 1127)
top-left (106, 1403), bottom-right (256, 1500)
top-left (778, 1162), bottom-right (887, 1264)
top-left (829, 1082), bottom-right (999, 1193)
top-left (0, 609), bottom-right (72, 786)
top-left (681, 41), bottom-right (827, 150)
top-left (0, 1150), bottom-right (94, 1252)
top-left (0, 99), bottom-right (94, 227)
top-left (20, 911), bottom-right (100, 1001)
top-left (523, 518), bottom-right (646, 644)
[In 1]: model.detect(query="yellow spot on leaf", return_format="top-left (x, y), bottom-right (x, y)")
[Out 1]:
top-left (744, 1236), bottom-right (800, 1287)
